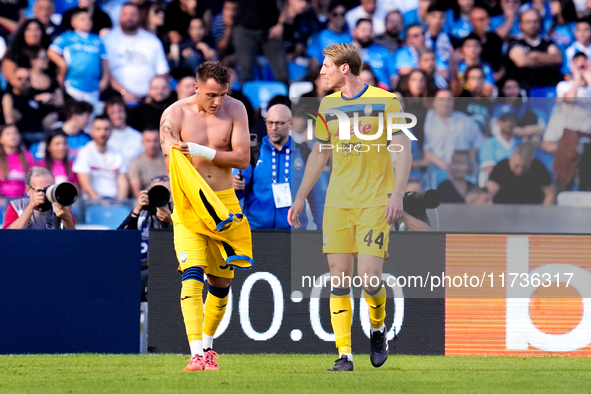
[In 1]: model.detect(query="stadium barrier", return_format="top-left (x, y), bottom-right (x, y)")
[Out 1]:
top-left (149, 230), bottom-right (591, 356)
top-left (0, 230), bottom-right (141, 354)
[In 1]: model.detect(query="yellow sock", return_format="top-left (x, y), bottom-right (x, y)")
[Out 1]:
top-left (203, 284), bottom-right (230, 340)
top-left (330, 288), bottom-right (352, 354)
top-left (363, 284), bottom-right (387, 329)
top-left (180, 273), bottom-right (204, 344)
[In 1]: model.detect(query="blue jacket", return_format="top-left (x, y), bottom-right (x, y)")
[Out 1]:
top-left (234, 136), bottom-right (327, 230)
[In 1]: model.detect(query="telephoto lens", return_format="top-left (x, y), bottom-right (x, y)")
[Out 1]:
top-left (44, 182), bottom-right (78, 206)
top-left (148, 185), bottom-right (171, 208)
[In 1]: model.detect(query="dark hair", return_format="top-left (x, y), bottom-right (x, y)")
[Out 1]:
top-left (44, 130), bottom-right (72, 179)
top-left (69, 6), bottom-right (90, 20)
top-left (461, 33), bottom-right (481, 47)
top-left (268, 95), bottom-right (291, 109)
top-left (0, 125), bottom-right (29, 182)
top-left (573, 51), bottom-right (589, 61)
top-left (405, 23), bottom-right (423, 36)
top-left (5, 19), bottom-right (50, 64)
top-left (65, 100), bottom-right (94, 120)
top-left (196, 61), bottom-right (232, 85)
top-left (328, 0), bottom-right (345, 13)
top-left (549, 0), bottom-right (577, 36)
top-left (356, 18), bottom-right (372, 28)
top-left (103, 95), bottom-right (128, 114)
top-left (361, 63), bottom-right (378, 86)
top-left (463, 64), bottom-right (484, 82)
top-left (427, 3), bottom-right (446, 13)
top-left (93, 114), bottom-right (112, 125)
top-left (397, 69), bottom-right (429, 98)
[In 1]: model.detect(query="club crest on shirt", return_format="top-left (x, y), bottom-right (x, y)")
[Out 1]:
top-left (180, 251), bottom-right (187, 263)
top-left (364, 104), bottom-right (373, 116)
top-left (294, 157), bottom-right (304, 170)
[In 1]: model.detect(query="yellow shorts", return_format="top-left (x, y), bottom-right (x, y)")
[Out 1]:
top-left (322, 206), bottom-right (391, 259)
top-left (173, 188), bottom-right (251, 279)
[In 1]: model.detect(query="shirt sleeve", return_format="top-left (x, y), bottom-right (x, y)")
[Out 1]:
top-left (99, 40), bottom-right (107, 59)
top-left (469, 119), bottom-right (484, 149)
top-left (478, 139), bottom-right (496, 169)
top-left (386, 97), bottom-right (406, 137)
top-left (128, 158), bottom-right (140, 180)
top-left (394, 48), bottom-right (414, 70)
top-left (49, 34), bottom-right (66, 55)
top-left (72, 148), bottom-right (90, 174)
top-left (2, 204), bottom-right (19, 229)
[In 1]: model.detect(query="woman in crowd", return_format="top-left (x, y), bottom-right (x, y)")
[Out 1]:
top-left (38, 130), bottom-right (78, 186)
top-left (445, 0), bottom-right (475, 44)
top-left (1, 19), bottom-right (50, 86)
top-left (546, 0), bottom-right (577, 52)
top-left (397, 69), bottom-right (431, 148)
top-left (24, 47), bottom-right (63, 108)
top-left (0, 125), bottom-right (36, 198)
top-left (359, 63), bottom-right (379, 87)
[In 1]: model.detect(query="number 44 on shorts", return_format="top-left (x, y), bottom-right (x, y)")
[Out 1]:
top-left (364, 229), bottom-right (384, 249)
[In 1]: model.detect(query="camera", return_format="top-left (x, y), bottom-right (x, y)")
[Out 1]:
top-left (42, 182), bottom-right (78, 207)
top-left (403, 189), bottom-right (441, 224)
top-left (147, 185), bottom-right (170, 208)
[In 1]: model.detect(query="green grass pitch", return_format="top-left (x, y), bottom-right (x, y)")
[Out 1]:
top-left (1, 354), bottom-right (590, 394)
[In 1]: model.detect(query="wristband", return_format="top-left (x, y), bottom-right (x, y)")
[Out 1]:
top-left (187, 142), bottom-right (216, 160)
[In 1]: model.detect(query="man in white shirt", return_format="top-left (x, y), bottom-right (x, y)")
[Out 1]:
top-left (104, 97), bottom-right (144, 164)
top-left (73, 115), bottom-right (129, 199)
top-left (346, 0), bottom-right (386, 35)
top-left (103, 3), bottom-right (170, 104)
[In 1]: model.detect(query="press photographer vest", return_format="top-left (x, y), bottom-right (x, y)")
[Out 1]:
top-left (9, 198), bottom-right (60, 229)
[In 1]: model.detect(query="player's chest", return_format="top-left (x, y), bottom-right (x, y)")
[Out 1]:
top-left (180, 118), bottom-right (233, 150)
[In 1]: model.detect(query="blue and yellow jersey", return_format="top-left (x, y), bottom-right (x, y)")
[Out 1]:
top-left (315, 84), bottom-right (406, 209)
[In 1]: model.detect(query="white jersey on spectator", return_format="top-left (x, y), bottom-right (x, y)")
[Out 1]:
top-left (103, 27), bottom-right (170, 98)
top-left (73, 141), bottom-right (129, 199)
top-left (345, 5), bottom-right (386, 36)
top-left (556, 80), bottom-right (591, 133)
top-left (107, 126), bottom-right (144, 165)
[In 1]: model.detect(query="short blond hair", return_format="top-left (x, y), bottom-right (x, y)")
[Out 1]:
top-left (322, 43), bottom-right (363, 76)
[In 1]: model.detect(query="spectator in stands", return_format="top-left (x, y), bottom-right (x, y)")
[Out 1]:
top-left (307, 1), bottom-right (352, 67)
top-left (486, 142), bottom-right (555, 204)
top-left (25, 47), bottom-right (64, 108)
top-left (492, 78), bottom-right (543, 139)
top-left (563, 17), bottom-right (591, 75)
top-left (104, 3), bottom-right (170, 104)
top-left (233, 103), bottom-right (326, 229)
top-left (397, 69), bottom-right (431, 147)
top-left (345, 0), bottom-right (385, 35)
top-left (552, 51), bottom-right (591, 190)
top-left (520, 0), bottom-right (554, 34)
top-left (454, 66), bottom-right (492, 132)
top-left (546, 0), bottom-right (577, 55)
top-left (395, 24), bottom-right (447, 77)
top-left (375, 10), bottom-right (404, 54)
top-left (445, 0), bottom-right (475, 44)
top-left (145, 2), bottom-right (165, 39)
top-left (1, 19), bottom-right (50, 86)
top-left (1, 67), bottom-right (57, 147)
top-left (424, 89), bottom-right (483, 171)
top-left (232, 0), bottom-right (288, 85)
top-left (176, 76), bottom-right (197, 100)
top-left (33, 0), bottom-right (65, 42)
top-left (48, 8), bottom-right (111, 106)
top-left (211, 0), bottom-right (237, 61)
top-left (470, 7), bottom-right (504, 81)
top-left (418, 47), bottom-right (448, 89)
top-left (451, 34), bottom-right (495, 97)
top-left (164, 0), bottom-right (211, 55)
top-left (62, 0), bottom-right (113, 36)
top-left (38, 130), bottom-right (78, 186)
top-left (128, 76), bottom-right (174, 132)
top-left (490, 0), bottom-right (520, 39)
top-left (425, 3), bottom-right (452, 64)
top-left (73, 115), bottom-right (129, 199)
top-left (479, 104), bottom-right (521, 174)
top-left (283, 0), bottom-right (324, 62)
top-left (128, 129), bottom-right (166, 197)
top-left (2, 166), bottom-right (76, 229)
top-left (0, 0), bottom-right (26, 34)
top-left (104, 97), bottom-right (144, 165)
top-left (43, 100), bottom-right (93, 161)
top-left (437, 150), bottom-right (476, 203)
top-left (402, 0), bottom-right (429, 34)
top-left (359, 63), bottom-right (379, 86)
top-left (465, 186), bottom-right (493, 204)
top-left (176, 18), bottom-right (217, 77)
top-left (0, 125), bottom-right (35, 198)
top-left (352, 18), bottom-right (396, 88)
top-left (506, 9), bottom-right (563, 91)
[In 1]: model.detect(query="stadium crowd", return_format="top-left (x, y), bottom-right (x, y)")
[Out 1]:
top-left (1, 0), bottom-right (591, 228)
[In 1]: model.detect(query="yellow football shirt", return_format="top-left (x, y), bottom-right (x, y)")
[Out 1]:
top-left (315, 85), bottom-right (406, 208)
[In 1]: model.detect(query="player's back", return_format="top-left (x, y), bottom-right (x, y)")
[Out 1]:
top-left (315, 85), bottom-right (404, 209)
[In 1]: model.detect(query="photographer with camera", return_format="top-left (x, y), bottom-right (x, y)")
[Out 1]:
top-left (118, 175), bottom-right (173, 301)
top-left (3, 167), bottom-right (77, 229)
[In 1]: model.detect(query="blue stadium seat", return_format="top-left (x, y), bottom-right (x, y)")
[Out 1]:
top-left (85, 205), bottom-right (131, 229)
top-left (242, 81), bottom-right (288, 109)
top-left (288, 61), bottom-right (309, 82)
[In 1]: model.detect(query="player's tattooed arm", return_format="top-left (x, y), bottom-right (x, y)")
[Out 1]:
top-left (160, 112), bottom-right (182, 172)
